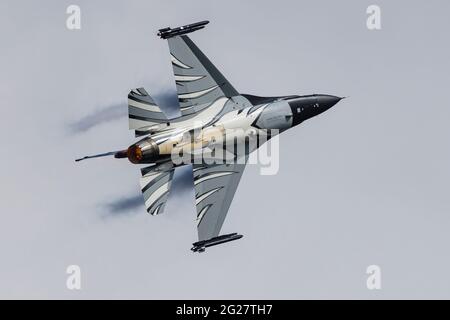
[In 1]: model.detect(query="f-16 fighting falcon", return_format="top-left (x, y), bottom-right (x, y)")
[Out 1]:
top-left (76, 21), bottom-right (343, 252)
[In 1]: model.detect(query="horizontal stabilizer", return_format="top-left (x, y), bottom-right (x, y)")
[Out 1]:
top-left (139, 165), bottom-right (175, 215)
top-left (128, 88), bottom-right (168, 133)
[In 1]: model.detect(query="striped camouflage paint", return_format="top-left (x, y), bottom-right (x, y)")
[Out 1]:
top-left (167, 35), bottom-right (238, 116)
top-left (128, 88), bottom-right (168, 131)
top-left (193, 162), bottom-right (247, 241)
top-left (139, 165), bottom-right (175, 215)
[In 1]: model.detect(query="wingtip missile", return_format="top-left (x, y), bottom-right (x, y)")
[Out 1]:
top-left (191, 233), bottom-right (243, 253)
top-left (158, 20), bottom-right (210, 39)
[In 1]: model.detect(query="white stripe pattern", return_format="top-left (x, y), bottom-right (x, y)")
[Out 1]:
top-left (174, 75), bottom-right (204, 82)
top-left (168, 97), bottom-right (228, 130)
top-left (144, 182), bottom-right (170, 209)
top-left (179, 106), bottom-right (195, 112)
top-left (140, 173), bottom-right (161, 190)
top-left (195, 205), bottom-right (211, 226)
top-left (129, 98), bottom-right (161, 113)
top-left (178, 85), bottom-right (219, 99)
top-left (195, 187), bottom-right (222, 205)
top-left (194, 171), bottom-right (234, 185)
top-left (171, 54), bottom-right (192, 69)
top-left (152, 204), bottom-right (162, 215)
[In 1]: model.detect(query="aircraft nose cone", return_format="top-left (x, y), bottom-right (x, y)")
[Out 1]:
top-left (317, 95), bottom-right (342, 110)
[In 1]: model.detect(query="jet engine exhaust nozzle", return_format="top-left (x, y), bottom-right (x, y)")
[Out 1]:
top-left (126, 138), bottom-right (159, 164)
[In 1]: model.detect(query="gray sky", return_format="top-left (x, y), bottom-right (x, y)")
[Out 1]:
top-left (1, 0), bottom-right (450, 299)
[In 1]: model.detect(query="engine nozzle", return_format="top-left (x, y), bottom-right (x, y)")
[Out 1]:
top-left (126, 138), bottom-right (159, 164)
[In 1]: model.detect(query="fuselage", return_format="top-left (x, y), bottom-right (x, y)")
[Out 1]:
top-left (123, 94), bottom-right (342, 166)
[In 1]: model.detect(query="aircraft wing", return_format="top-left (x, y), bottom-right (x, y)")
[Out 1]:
top-left (193, 162), bottom-right (247, 241)
top-left (159, 21), bottom-right (239, 116)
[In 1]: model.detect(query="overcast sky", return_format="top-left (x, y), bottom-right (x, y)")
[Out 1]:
top-left (1, 0), bottom-right (450, 299)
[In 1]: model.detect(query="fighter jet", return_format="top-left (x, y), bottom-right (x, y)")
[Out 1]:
top-left (77, 21), bottom-right (343, 252)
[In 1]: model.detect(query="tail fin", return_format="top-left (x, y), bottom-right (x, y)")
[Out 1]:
top-left (128, 88), bottom-right (169, 135)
